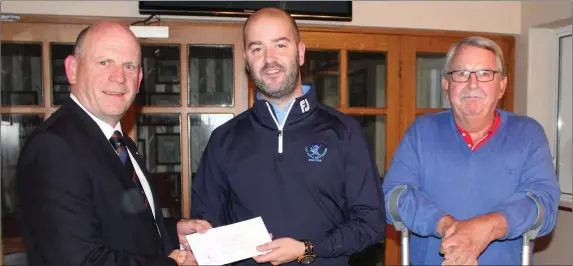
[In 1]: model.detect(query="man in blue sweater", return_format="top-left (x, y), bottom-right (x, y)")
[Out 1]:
top-left (191, 7), bottom-right (386, 266)
top-left (383, 36), bottom-right (560, 265)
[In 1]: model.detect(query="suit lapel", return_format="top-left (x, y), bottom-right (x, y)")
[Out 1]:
top-left (64, 100), bottom-right (133, 190)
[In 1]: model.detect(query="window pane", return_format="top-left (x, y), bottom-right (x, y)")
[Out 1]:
top-left (347, 52), bottom-right (386, 108)
top-left (188, 45), bottom-right (233, 107)
top-left (557, 34), bottom-right (572, 196)
top-left (351, 115), bottom-right (386, 177)
top-left (1, 43), bottom-right (43, 106)
top-left (139, 45), bottom-right (181, 106)
top-left (1, 114), bottom-right (44, 259)
top-left (416, 53), bottom-right (450, 108)
top-left (136, 114), bottom-right (181, 218)
top-left (302, 50), bottom-right (340, 107)
top-left (51, 44), bottom-right (74, 105)
top-left (188, 114), bottom-right (234, 184)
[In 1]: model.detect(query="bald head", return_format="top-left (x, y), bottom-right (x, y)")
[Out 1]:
top-left (243, 7), bottom-right (300, 46)
top-left (73, 22), bottom-right (139, 60)
top-left (242, 7), bottom-right (306, 106)
top-left (65, 21), bottom-right (142, 127)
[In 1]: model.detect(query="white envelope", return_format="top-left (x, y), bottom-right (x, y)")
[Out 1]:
top-left (186, 217), bottom-right (273, 265)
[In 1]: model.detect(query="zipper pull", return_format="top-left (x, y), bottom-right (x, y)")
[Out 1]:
top-left (277, 130), bottom-right (283, 154)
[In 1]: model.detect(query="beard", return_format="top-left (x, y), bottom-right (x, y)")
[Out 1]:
top-left (250, 57), bottom-right (300, 101)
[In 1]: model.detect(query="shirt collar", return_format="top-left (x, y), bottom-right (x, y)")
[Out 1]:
top-left (455, 110), bottom-right (501, 136)
top-left (70, 93), bottom-right (123, 140)
top-left (263, 84), bottom-right (311, 115)
top-left (252, 84), bottom-right (317, 129)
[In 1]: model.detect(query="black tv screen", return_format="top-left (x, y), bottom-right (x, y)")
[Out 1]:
top-left (139, 1), bottom-right (352, 22)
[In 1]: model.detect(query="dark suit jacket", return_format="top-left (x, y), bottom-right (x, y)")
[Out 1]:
top-left (16, 98), bottom-right (179, 266)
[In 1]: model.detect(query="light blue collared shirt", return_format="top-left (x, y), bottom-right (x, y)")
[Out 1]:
top-left (256, 84), bottom-right (311, 126)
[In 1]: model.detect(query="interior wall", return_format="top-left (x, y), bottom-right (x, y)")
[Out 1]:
top-left (534, 209), bottom-right (573, 264)
top-left (1, 1), bottom-right (521, 34)
top-left (515, 1), bottom-right (572, 265)
top-left (514, 0), bottom-right (571, 117)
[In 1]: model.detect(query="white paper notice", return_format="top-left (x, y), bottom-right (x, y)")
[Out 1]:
top-left (186, 217), bottom-right (272, 266)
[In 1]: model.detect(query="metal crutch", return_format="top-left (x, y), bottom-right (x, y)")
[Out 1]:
top-left (521, 192), bottom-right (544, 266)
top-left (387, 185), bottom-right (409, 266)
top-left (388, 188), bottom-right (544, 266)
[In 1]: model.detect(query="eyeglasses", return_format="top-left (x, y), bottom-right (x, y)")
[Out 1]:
top-left (446, 70), bottom-right (500, 83)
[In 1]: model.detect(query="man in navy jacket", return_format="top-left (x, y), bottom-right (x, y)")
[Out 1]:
top-left (191, 7), bottom-right (386, 266)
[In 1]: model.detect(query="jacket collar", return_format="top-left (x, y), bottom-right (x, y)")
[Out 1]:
top-left (252, 84), bottom-right (317, 130)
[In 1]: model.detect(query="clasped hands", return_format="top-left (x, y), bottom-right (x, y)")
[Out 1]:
top-left (437, 213), bottom-right (507, 265)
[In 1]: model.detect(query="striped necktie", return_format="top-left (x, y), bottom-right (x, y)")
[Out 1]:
top-left (109, 130), bottom-right (149, 210)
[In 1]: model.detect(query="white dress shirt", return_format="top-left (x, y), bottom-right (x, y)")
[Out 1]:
top-left (70, 94), bottom-right (157, 219)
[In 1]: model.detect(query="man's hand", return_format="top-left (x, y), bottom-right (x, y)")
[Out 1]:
top-left (253, 237), bottom-right (305, 265)
top-left (442, 255), bottom-right (478, 266)
top-left (180, 250), bottom-right (198, 266)
top-left (177, 219), bottom-right (213, 250)
top-left (439, 212), bottom-right (507, 264)
top-left (169, 249), bottom-right (197, 265)
top-left (437, 214), bottom-right (455, 238)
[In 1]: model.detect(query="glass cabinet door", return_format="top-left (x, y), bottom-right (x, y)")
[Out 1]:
top-left (139, 45), bottom-right (182, 106)
top-left (416, 53), bottom-right (449, 109)
top-left (188, 45), bottom-right (234, 107)
top-left (136, 114), bottom-right (182, 218)
top-left (1, 42), bottom-right (43, 106)
top-left (50, 43), bottom-right (74, 105)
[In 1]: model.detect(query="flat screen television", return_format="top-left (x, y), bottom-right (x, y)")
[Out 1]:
top-left (139, 1), bottom-right (352, 22)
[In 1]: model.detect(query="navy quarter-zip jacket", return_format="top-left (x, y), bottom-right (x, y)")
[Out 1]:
top-left (191, 87), bottom-right (386, 266)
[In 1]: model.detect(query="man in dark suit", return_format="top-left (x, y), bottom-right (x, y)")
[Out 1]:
top-left (16, 21), bottom-right (211, 266)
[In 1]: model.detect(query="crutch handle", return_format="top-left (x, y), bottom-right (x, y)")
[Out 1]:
top-left (387, 186), bottom-right (409, 265)
top-left (521, 192), bottom-right (544, 266)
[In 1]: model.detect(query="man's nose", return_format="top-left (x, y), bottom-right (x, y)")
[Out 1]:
top-left (109, 66), bottom-right (126, 83)
top-left (264, 49), bottom-right (277, 64)
top-left (468, 73), bottom-right (480, 89)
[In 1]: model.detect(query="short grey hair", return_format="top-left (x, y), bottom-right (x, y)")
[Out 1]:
top-left (72, 25), bottom-right (92, 57)
top-left (443, 36), bottom-right (505, 77)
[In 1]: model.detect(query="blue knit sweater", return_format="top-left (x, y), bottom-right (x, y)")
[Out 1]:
top-left (383, 109), bottom-right (560, 264)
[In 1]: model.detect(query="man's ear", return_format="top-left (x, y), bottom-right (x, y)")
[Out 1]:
top-left (298, 42), bottom-right (306, 66)
top-left (243, 50), bottom-right (250, 73)
top-left (65, 55), bottom-right (78, 85)
top-left (137, 67), bottom-right (143, 93)
top-left (498, 75), bottom-right (508, 99)
top-left (441, 75), bottom-right (450, 101)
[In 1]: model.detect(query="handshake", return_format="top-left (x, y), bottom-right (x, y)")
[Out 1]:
top-left (436, 212), bottom-right (508, 265)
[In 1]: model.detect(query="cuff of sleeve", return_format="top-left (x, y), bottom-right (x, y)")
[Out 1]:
top-left (166, 258), bottom-right (179, 266)
top-left (496, 197), bottom-right (537, 240)
top-left (429, 210), bottom-right (448, 238)
top-left (399, 187), bottom-right (446, 237)
top-left (310, 237), bottom-right (329, 258)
